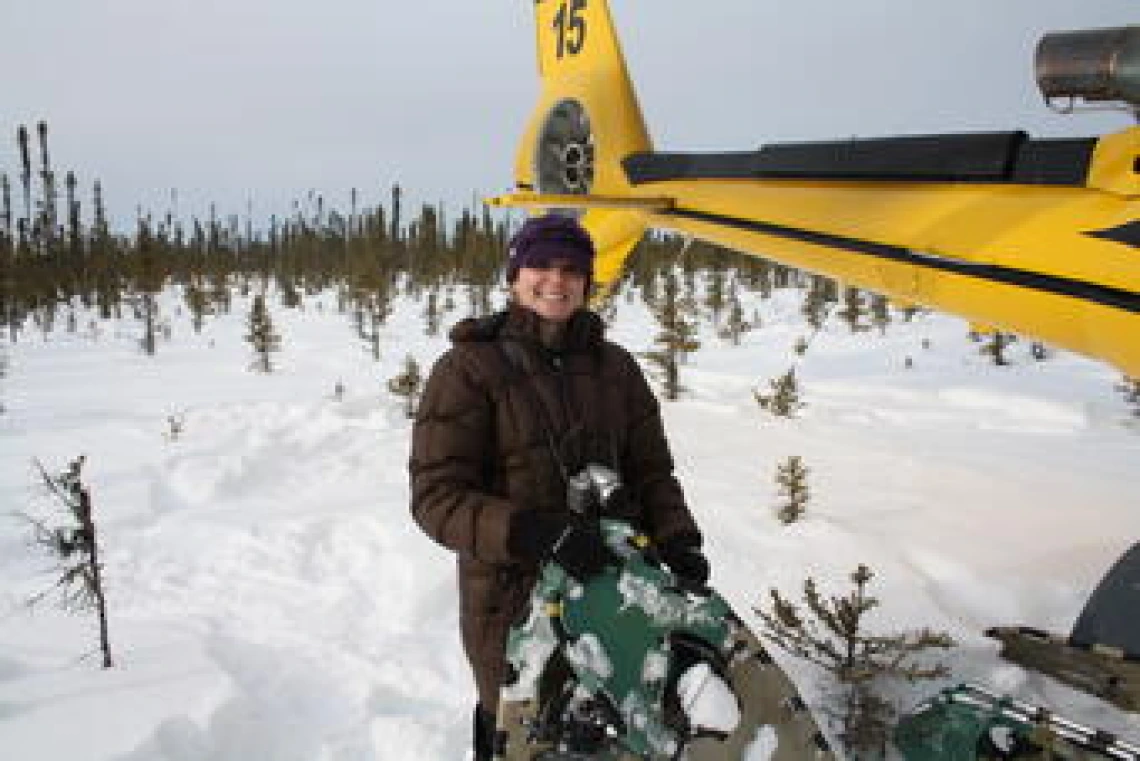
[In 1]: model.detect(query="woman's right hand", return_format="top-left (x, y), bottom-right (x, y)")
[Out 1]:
top-left (507, 510), bottom-right (616, 581)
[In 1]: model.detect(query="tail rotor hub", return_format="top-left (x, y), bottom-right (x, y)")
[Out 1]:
top-left (536, 99), bottom-right (595, 197)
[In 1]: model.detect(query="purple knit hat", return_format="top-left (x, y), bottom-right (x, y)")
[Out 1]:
top-left (506, 214), bottom-right (596, 283)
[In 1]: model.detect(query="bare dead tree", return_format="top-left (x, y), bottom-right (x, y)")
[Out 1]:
top-left (17, 125), bottom-right (32, 252)
top-left (22, 456), bottom-right (113, 668)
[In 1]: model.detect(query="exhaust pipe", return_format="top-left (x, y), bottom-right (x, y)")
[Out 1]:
top-left (1035, 26), bottom-right (1140, 113)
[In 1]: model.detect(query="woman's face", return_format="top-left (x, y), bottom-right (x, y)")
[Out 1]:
top-left (511, 257), bottom-right (588, 323)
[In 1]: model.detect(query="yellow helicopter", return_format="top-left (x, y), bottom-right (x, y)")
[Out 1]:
top-left (489, 0), bottom-right (1140, 378)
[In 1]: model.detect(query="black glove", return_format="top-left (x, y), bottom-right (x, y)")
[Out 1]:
top-left (506, 510), bottom-right (566, 562)
top-left (507, 510), bottom-right (616, 582)
top-left (657, 533), bottom-right (710, 588)
top-left (551, 523), bottom-right (617, 582)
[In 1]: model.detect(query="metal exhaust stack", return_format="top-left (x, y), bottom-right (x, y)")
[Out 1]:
top-left (1035, 26), bottom-right (1140, 116)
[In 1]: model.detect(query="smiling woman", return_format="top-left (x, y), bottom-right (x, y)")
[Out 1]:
top-left (409, 213), bottom-right (709, 760)
top-left (506, 215), bottom-right (592, 325)
top-left (510, 257), bottom-right (587, 324)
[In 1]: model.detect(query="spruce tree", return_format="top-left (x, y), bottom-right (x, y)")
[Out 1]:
top-left (642, 269), bottom-right (700, 401)
top-left (423, 290), bottom-right (441, 336)
top-left (837, 286), bottom-right (868, 333)
top-left (755, 565), bottom-right (954, 756)
top-left (754, 368), bottom-right (805, 418)
top-left (65, 171), bottom-right (82, 259)
top-left (387, 354), bottom-right (424, 418)
top-left (17, 124), bottom-right (32, 252)
top-left (1, 173), bottom-right (12, 244)
top-left (246, 294), bottom-right (281, 373)
top-left (746, 257), bottom-right (774, 299)
top-left (36, 121), bottom-right (59, 256)
top-left (358, 290), bottom-right (392, 362)
top-left (869, 294), bottom-right (890, 336)
top-left (703, 259), bottom-right (727, 321)
top-left (135, 218), bottom-right (162, 356)
top-left (717, 282), bottom-right (752, 345)
top-left (774, 455), bottom-right (810, 524)
top-left (163, 414), bottom-right (185, 442)
top-left (390, 183), bottom-right (402, 244)
top-left (801, 275), bottom-right (836, 330)
top-left (979, 330), bottom-right (1015, 366)
top-left (92, 180), bottom-right (109, 254)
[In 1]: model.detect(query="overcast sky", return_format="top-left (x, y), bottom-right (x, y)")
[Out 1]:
top-left (3, 1), bottom-right (1136, 231)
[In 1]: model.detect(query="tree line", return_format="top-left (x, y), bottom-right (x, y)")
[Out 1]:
top-left (0, 121), bottom-right (802, 346)
top-left (8, 118), bottom-right (1131, 406)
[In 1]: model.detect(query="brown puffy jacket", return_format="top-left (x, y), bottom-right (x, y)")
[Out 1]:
top-left (409, 304), bottom-right (701, 711)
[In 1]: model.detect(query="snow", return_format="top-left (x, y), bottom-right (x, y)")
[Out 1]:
top-left (1, 282), bottom-right (1138, 760)
top-left (565, 633), bottom-right (614, 682)
top-left (616, 568), bottom-right (714, 627)
top-left (676, 662), bottom-right (740, 735)
top-left (744, 724), bottom-right (780, 761)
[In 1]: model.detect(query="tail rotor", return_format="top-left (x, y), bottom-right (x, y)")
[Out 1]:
top-left (535, 99), bottom-right (595, 198)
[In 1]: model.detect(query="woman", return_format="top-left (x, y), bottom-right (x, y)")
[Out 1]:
top-left (409, 213), bottom-right (709, 760)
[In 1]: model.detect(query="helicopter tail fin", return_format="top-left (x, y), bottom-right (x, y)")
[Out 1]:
top-left (500, 0), bottom-right (655, 298)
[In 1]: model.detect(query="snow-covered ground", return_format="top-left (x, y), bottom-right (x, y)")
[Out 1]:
top-left (1, 283), bottom-right (1137, 760)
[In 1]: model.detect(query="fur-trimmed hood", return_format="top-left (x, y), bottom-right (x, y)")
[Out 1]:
top-left (448, 304), bottom-right (605, 354)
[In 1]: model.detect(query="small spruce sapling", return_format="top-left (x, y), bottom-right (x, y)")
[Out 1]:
top-left (715, 296), bottom-right (752, 344)
top-left (754, 368), bottom-right (805, 418)
top-left (775, 455), bottom-right (810, 524)
top-left (246, 294), bottom-right (281, 373)
top-left (360, 291), bottom-right (392, 361)
top-left (163, 413), bottom-right (185, 442)
top-left (22, 456), bottom-right (114, 668)
top-left (838, 287), bottom-right (869, 333)
top-left (869, 294), bottom-right (891, 336)
top-left (717, 291), bottom-right (752, 345)
top-left (703, 263), bottom-right (727, 321)
top-left (801, 275), bottom-right (836, 331)
top-left (642, 270), bottom-right (700, 401)
top-left (423, 291), bottom-right (441, 337)
top-left (755, 565), bottom-right (954, 757)
top-left (979, 330), bottom-right (1016, 367)
top-left (388, 354), bottom-right (423, 418)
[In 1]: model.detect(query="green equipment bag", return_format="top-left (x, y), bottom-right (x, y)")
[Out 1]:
top-left (494, 517), bottom-right (835, 761)
top-left (894, 683), bottom-right (1139, 761)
